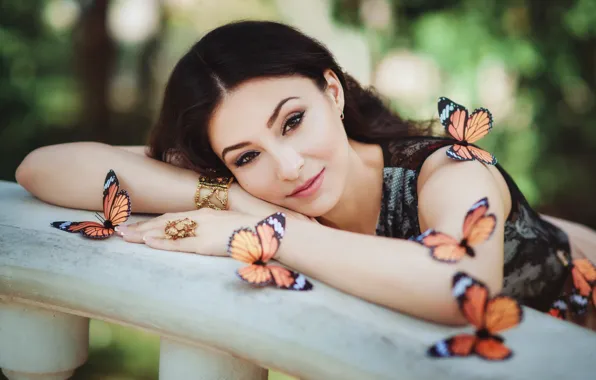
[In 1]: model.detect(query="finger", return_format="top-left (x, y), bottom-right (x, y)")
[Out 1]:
top-left (120, 225), bottom-right (159, 243)
top-left (123, 214), bottom-right (184, 234)
top-left (131, 216), bottom-right (172, 233)
top-left (143, 236), bottom-right (201, 254)
top-left (142, 229), bottom-right (167, 240)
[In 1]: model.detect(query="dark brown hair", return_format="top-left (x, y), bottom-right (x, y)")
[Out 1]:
top-left (148, 20), bottom-right (426, 176)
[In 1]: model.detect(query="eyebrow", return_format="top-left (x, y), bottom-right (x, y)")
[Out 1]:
top-left (221, 96), bottom-right (299, 161)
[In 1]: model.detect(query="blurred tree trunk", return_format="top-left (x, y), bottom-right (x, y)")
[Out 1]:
top-left (73, 0), bottom-right (115, 142)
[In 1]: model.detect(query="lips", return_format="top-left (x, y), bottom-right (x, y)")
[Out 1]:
top-left (288, 169), bottom-right (325, 197)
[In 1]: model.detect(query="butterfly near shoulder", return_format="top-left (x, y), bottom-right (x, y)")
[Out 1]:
top-left (51, 169), bottom-right (131, 239)
top-left (227, 212), bottom-right (313, 291)
top-left (428, 272), bottom-right (523, 361)
top-left (414, 197), bottom-right (496, 263)
top-left (438, 97), bottom-right (497, 165)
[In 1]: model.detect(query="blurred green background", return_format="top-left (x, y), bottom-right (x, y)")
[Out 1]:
top-left (2, 0), bottom-right (595, 378)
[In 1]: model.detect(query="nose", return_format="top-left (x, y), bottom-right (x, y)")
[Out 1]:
top-left (273, 146), bottom-right (304, 181)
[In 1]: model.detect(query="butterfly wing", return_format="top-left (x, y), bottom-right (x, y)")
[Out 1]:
top-left (51, 221), bottom-right (114, 239)
top-left (548, 297), bottom-right (568, 320)
top-left (452, 272), bottom-right (488, 329)
top-left (484, 296), bottom-right (523, 334)
top-left (227, 228), bottom-right (263, 264)
top-left (462, 198), bottom-right (489, 236)
top-left (80, 225), bottom-right (115, 239)
top-left (51, 221), bottom-right (103, 233)
top-left (102, 170), bottom-right (120, 221)
top-left (569, 290), bottom-right (589, 315)
top-left (571, 261), bottom-right (593, 298)
top-left (107, 190), bottom-right (131, 227)
top-left (438, 97), bottom-right (468, 142)
top-left (427, 334), bottom-right (476, 358)
top-left (446, 144), bottom-right (474, 161)
top-left (236, 264), bottom-right (273, 286)
top-left (468, 145), bottom-right (497, 165)
top-left (415, 229), bottom-right (466, 263)
top-left (574, 259), bottom-right (596, 285)
top-left (255, 212), bottom-right (286, 263)
top-left (268, 265), bottom-right (313, 291)
top-left (474, 336), bottom-right (512, 361)
top-left (464, 108), bottom-right (493, 143)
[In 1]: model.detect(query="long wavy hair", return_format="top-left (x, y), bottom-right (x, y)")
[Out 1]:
top-left (148, 20), bottom-right (429, 176)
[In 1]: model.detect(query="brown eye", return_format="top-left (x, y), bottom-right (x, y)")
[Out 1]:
top-left (235, 151), bottom-right (259, 167)
top-left (282, 111), bottom-right (305, 135)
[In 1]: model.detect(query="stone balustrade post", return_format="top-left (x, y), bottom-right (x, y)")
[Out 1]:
top-left (0, 301), bottom-right (89, 380)
top-left (159, 338), bottom-right (268, 380)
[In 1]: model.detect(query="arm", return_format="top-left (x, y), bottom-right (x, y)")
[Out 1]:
top-left (276, 150), bottom-right (506, 326)
top-left (540, 214), bottom-right (596, 264)
top-left (15, 142), bottom-right (310, 218)
top-left (16, 142), bottom-right (199, 213)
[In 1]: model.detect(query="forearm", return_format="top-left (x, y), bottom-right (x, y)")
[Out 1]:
top-left (541, 214), bottom-right (596, 263)
top-left (276, 220), bottom-right (497, 326)
top-left (16, 142), bottom-right (199, 213)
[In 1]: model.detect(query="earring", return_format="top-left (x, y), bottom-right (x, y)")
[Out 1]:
top-left (340, 111), bottom-right (344, 120)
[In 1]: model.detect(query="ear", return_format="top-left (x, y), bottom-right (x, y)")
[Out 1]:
top-left (323, 69), bottom-right (345, 116)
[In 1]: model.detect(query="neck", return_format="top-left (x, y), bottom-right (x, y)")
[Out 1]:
top-left (317, 140), bottom-right (384, 235)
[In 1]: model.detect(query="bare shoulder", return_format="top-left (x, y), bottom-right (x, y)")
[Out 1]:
top-left (416, 146), bottom-right (511, 231)
top-left (117, 145), bottom-right (149, 156)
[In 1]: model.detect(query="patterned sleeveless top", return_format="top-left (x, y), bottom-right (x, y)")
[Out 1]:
top-left (375, 136), bottom-right (571, 312)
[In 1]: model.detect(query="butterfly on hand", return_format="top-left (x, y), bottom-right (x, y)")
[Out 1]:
top-left (438, 97), bottom-right (497, 165)
top-left (414, 197), bottom-right (496, 263)
top-left (428, 272), bottom-right (523, 361)
top-left (51, 169), bottom-right (131, 239)
top-left (227, 212), bottom-right (313, 291)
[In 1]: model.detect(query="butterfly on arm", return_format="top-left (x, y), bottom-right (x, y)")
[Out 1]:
top-left (414, 197), bottom-right (497, 263)
top-left (51, 170), bottom-right (131, 239)
top-left (438, 97), bottom-right (497, 165)
top-left (227, 212), bottom-right (313, 291)
top-left (428, 272), bottom-right (523, 361)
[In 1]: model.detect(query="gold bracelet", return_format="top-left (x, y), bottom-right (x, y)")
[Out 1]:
top-left (194, 176), bottom-right (234, 210)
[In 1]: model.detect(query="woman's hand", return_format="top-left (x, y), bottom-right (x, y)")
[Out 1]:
top-left (117, 209), bottom-right (259, 256)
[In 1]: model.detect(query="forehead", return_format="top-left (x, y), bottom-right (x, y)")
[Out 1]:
top-left (208, 76), bottom-right (321, 142)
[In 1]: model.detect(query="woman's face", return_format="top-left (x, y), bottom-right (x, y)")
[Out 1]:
top-left (208, 70), bottom-right (350, 217)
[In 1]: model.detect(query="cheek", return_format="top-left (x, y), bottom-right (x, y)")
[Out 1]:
top-left (301, 111), bottom-right (348, 162)
top-left (233, 164), bottom-right (278, 201)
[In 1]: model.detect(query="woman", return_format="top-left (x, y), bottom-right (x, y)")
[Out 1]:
top-left (16, 21), bottom-right (596, 327)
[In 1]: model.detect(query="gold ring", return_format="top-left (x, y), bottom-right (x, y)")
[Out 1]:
top-left (164, 218), bottom-right (197, 240)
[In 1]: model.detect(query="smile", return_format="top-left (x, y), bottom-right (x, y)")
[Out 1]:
top-left (288, 168), bottom-right (325, 198)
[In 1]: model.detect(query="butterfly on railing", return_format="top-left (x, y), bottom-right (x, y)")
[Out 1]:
top-left (51, 169), bottom-right (131, 239)
top-left (438, 97), bottom-right (497, 165)
top-left (549, 254), bottom-right (596, 319)
top-left (413, 197), bottom-right (496, 263)
top-left (428, 272), bottom-right (523, 361)
top-left (227, 212), bottom-right (313, 291)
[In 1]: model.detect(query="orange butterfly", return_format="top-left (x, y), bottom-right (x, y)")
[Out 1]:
top-left (51, 170), bottom-right (131, 239)
top-left (414, 197), bottom-right (496, 263)
top-left (568, 258), bottom-right (596, 315)
top-left (227, 212), bottom-right (313, 291)
top-left (551, 252), bottom-right (596, 316)
top-left (428, 272), bottom-right (523, 361)
top-left (438, 97), bottom-right (497, 165)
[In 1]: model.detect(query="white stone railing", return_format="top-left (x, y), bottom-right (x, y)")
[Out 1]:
top-left (1, 180), bottom-right (595, 380)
